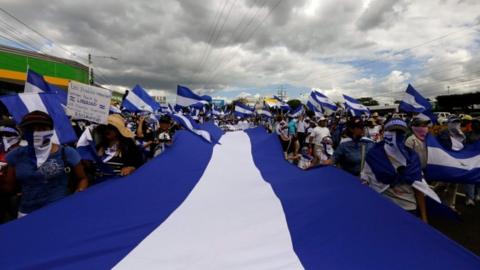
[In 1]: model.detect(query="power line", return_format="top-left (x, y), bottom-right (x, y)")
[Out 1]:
top-left (199, 0), bottom-right (238, 71)
top-left (204, 0), bottom-right (283, 88)
top-left (196, 0), bottom-right (230, 72)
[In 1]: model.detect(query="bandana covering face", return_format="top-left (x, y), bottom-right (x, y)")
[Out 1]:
top-left (0, 126), bottom-right (20, 152)
top-left (383, 131), bottom-right (407, 167)
top-left (26, 130), bottom-right (54, 168)
top-left (411, 126), bottom-right (428, 141)
top-left (103, 144), bottom-right (118, 163)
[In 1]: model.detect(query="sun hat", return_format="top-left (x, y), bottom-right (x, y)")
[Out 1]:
top-left (107, 114), bottom-right (134, 138)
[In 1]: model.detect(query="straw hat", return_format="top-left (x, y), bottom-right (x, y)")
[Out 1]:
top-left (107, 114), bottom-right (134, 138)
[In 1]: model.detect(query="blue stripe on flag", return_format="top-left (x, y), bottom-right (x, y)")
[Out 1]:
top-left (245, 127), bottom-right (480, 269)
top-left (0, 127), bottom-right (222, 269)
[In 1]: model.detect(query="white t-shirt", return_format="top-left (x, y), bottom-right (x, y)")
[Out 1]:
top-left (311, 126), bottom-right (330, 145)
top-left (297, 120), bottom-right (306, 133)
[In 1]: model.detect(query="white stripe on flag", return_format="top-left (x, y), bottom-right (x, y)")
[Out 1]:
top-left (126, 92), bottom-right (154, 112)
top-left (345, 99), bottom-right (367, 111)
top-left (176, 95), bottom-right (208, 107)
top-left (402, 92), bottom-right (425, 110)
top-left (18, 93), bottom-right (60, 144)
top-left (235, 105), bottom-right (253, 114)
top-left (114, 132), bottom-right (303, 270)
top-left (24, 82), bottom-right (43, 93)
top-left (428, 147), bottom-right (480, 170)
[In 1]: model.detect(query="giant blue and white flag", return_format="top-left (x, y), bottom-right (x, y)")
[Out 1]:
top-left (310, 90), bottom-right (338, 111)
top-left (176, 85), bottom-right (210, 108)
top-left (24, 69), bottom-right (68, 106)
top-left (121, 85), bottom-right (161, 113)
top-left (234, 102), bottom-right (254, 118)
top-left (0, 93), bottom-right (77, 144)
top-left (171, 112), bottom-right (212, 143)
top-left (1, 127), bottom-right (479, 269)
top-left (343, 94), bottom-right (370, 117)
top-left (424, 135), bottom-right (480, 183)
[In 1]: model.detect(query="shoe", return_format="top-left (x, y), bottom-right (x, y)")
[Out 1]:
top-left (466, 198), bottom-right (475, 207)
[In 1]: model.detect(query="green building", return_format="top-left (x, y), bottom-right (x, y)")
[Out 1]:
top-left (0, 45), bottom-right (89, 95)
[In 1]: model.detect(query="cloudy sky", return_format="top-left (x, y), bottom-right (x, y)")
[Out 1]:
top-left (0, 0), bottom-right (479, 104)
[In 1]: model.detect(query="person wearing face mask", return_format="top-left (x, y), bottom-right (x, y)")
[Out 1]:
top-left (330, 118), bottom-right (374, 177)
top-left (0, 119), bottom-right (22, 223)
top-left (436, 116), bottom-right (466, 211)
top-left (405, 114), bottom-right (431, 169)
top-left (2, 111), bottom-right (88, 217)
top-left (361, 118), bottom-right (436, 223)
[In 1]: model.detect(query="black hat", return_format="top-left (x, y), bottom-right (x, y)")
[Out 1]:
top-left (19, 111), bottom-right (53, 129)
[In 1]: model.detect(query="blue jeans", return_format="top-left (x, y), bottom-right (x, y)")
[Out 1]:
top-left (465, 184), bottom-right (480, 200)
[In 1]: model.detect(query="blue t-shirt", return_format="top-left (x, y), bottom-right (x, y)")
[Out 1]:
top-left (288, 120), bottom-right (297, 136)
top-left (333, 138), bottom-right (374, 176)
top-left (6, 146), bottom-right (81, 214)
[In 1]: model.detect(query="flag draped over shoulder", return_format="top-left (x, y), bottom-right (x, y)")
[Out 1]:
top-left (425, 134), bottom-right (480, 183)
top-left (0, 93), bottom-right (77, 144)
top-left (121, 85), bottom-right (161, 113)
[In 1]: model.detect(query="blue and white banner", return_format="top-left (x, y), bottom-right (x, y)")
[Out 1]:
top-left (0, 93), bottom-right (77, 144)
top-left (425, 135), bottom-right (480, 183)
top-left (273, 96), bottom-right (290, 111)
top-left (256, 109), bottom-right (272, 118)
top-left (171, 113), bottom-right (212, 143)
top-left (310, 90), bottom-right (338, 111)
top-left (399, 84), bottom-right (432, 113)
top-left (1, 127), bottom-right (478, 269)
top-left (343, 94), bottom-right (370, 117)
top-left (76, 126), bottom-right (114, 174)
top-left (288, 105), bottom-right (303, 118)
top-left (121, 85), bottom-right (161, 113)
top-left (176, 85), bottom-right (210, 108)
top-left (234, 102), bottom-right (254, 118)
top-left (212, 106), bottom-right (223, 116)
top-left (24, 69), bottom-right (68, 106)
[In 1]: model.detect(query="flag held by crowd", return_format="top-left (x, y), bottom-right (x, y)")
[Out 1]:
top-left (425, 135), bottom-right (480, 184)
top-left (288, 105), bottom-right (303, 118)
top-left (176, 85), bottom-right (210, 108)
top-left (0, 93), bottom-right (77, 144)
top-left (399, 84), bottom-right (432, 113)
top-left (24, 69), bottom-right (68, 106)
top-left (310, 90), bottom-right (338, 111)
top-left (121, 84), bottom-right (161, 113)
top-left (343, 94), bottom-right (370, 117)
top-left (234, 102), bottom-right (254, 118)
top-left (256, 109), bottom-right (272, 118)
top-left (171, 113), bottom-right (212, 143)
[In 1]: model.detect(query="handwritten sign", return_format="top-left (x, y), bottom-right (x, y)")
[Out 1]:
top-left (67, 81), bottom-right (112, 124)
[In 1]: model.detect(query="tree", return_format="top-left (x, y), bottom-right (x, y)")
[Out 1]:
top-left (358, 97), bottom-right (379, 106)
top-left (287, 99), bottom-right (302, 109)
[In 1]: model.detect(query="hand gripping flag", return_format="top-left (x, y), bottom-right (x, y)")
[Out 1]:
top-left (0, 93), bottom-right (77, 144)
top-left (121, 85), bottom-right (161, 113)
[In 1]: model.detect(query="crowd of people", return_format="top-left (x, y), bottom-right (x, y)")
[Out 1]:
top-left (0, 110), bottom-right (181, 223)
top-left (266, 110), bottom-right (479, 222)
top-left (0, 105), bottom-right (479, 227)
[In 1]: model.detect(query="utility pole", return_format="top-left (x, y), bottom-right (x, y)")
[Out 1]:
top-left (88, 53), bottom-right (94, 85)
